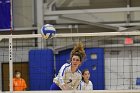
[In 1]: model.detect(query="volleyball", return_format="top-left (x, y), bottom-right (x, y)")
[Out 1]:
top-left (41, 24), bottom-right (56, 39)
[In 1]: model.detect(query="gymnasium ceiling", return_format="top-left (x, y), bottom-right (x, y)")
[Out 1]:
top-left (44, 0), bottom-right (140, 48)
top-left (45, 0), bottom-right (140, 33)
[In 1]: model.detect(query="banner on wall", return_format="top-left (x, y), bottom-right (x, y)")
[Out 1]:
top-left (0, 0), bottom-right (11, 31)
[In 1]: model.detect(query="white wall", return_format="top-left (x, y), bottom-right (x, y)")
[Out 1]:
top-left (132, 49), bottom-right (140, 89)
top-left (13, 0), bottom-right (34, 27)
top-left (105, 49), bottom-right (131, 89)
top-left (105, 47), bottom-right (140, 90)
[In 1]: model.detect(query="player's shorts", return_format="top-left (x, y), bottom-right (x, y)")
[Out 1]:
top-left (50, 82), bottom-right (61, 90)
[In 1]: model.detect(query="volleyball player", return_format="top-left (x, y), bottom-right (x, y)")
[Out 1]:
top-left (50, 42), bottom-right (86, 90)
top-left (78, 69), bottom-right (93, 90)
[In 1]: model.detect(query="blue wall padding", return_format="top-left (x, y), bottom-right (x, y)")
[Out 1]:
top-left (29, 48), bottom-right (105, 90)
top-left (55, 48), bottom-right (105, 90)
top-left (55, 49), bottom-right (72, 74)
top-left (136, 78), bottom-right (140, 85)
top-left (29, 49), bottom-right (54, 90)
top-left (80, 48), bottom-right (105, 90)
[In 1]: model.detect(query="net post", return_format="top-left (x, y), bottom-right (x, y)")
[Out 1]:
top-left (36, 0), bottom-right (44, 48)
top-left (9, 35), bottom-right (13, 93)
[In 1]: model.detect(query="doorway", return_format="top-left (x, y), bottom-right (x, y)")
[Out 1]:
top-left (2, 62), bottom-right (29, 91)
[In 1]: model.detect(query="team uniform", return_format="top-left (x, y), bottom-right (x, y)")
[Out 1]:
top-left (50, 63), bottom-right (82, 90)
top-left (78, 80), bottom-right (93, 90)
top-left (13, 78), bottom-right (27, 91)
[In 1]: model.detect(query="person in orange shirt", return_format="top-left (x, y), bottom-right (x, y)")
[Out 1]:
top-left (13, 71), bottom-right (27, 91)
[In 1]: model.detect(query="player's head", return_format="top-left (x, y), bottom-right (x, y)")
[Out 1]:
top-left (15, 71), bottom-right (21, 78)
top-left (82, 69), bottom-right (90, 82)
top-left (70, 42), bottom-right (86, 68)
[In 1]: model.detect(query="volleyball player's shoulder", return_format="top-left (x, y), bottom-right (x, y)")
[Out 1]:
top-left (63, 63), bottom-right (70, 66)
top-left (80, 80), bottom-right (84, 85)
top-left (60, 63), bottom-right (71, 72)
top-left (61, 63), bottom-right (71, 69)
top-left (77, 69), bottom-right (82, 75)
top-left (77, 69), bottom-right (82, 79)
top-left (89, 80), bottom-right (93, 85)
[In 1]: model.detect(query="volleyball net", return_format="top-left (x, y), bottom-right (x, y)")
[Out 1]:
top-left (0, 31), bottom-right (140, 93)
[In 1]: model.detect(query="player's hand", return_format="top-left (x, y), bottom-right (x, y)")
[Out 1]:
top-left (61, 84), bottom-right (67, 90)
